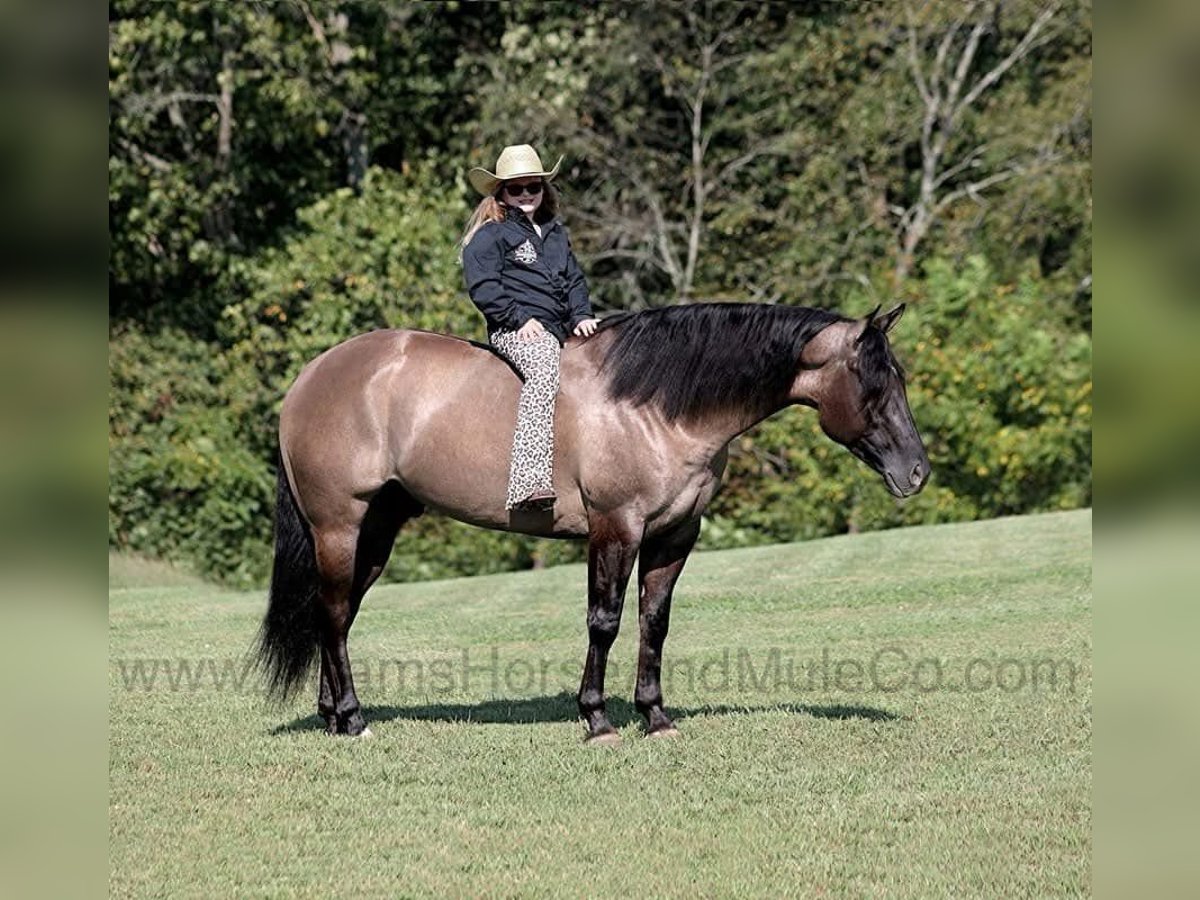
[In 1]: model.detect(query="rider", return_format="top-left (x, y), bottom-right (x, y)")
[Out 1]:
top-left (459, 144), bottom-right (600, 512)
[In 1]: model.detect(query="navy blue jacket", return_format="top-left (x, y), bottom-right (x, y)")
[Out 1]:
top-left (462, 207), bottom-right (593, 344)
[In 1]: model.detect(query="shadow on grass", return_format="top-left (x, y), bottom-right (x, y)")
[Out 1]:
top-left (272, 692), bottom-right (899, 734)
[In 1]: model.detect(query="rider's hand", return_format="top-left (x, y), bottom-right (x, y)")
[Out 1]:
top-left (517, 318), bottom-right (546, 343)
top-left (573, 318), bottom-right (600, 338)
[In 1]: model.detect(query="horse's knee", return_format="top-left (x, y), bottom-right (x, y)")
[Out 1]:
top-left (587, 606), bottom-right (622, 647)
top-left (640, 600), bottom-right (671, 635)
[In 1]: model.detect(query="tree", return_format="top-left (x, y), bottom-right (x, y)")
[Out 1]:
top-left (109, 0), bottom-right (502, 334)
top-left (472, 1), bottom-right (824, 308)
top-left (894, 0), bottom-right (1069, 283)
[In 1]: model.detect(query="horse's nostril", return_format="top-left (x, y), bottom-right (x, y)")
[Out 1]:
top-left (910, 462), bottom-right (924, 487)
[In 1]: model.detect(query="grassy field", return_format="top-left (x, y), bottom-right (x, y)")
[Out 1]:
top-left (110, 510), bottom-right (1091, 897)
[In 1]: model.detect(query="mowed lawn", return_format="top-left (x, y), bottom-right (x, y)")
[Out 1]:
top-left (109, 510), bottom-right (1091, 897)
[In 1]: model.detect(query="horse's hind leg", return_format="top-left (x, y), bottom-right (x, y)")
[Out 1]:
top-left (316, 482), bottom-right (423, 735)
top-left (312, 525), bottom-right (368, 735)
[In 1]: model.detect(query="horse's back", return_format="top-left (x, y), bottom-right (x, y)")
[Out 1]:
top-left (282, 328), bottom-right (515, 421)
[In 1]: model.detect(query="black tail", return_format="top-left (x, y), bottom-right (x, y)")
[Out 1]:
top-left (256, 457), bottom-right (320, 699)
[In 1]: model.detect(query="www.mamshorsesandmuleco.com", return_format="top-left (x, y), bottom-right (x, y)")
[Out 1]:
top-left (113, 645), bottom-right (1082, 697)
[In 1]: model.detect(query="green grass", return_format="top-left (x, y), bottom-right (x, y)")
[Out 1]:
top-left (108, 551), bottom-right (207, 590)
top-left (110, 510), bottom-right (1091, 897)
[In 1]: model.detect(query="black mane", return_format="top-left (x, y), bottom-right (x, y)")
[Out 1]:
top-left (596, 303), bottom-right (846, 421)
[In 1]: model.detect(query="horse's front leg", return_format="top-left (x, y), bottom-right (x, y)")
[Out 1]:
top-left (636, 519), bottom-right (700, 737)
top-left (577, 514), bottom-right (641, 745)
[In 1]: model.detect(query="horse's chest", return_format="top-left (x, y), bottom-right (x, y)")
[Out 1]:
top-left (644, 448), bottom-right (728, 536)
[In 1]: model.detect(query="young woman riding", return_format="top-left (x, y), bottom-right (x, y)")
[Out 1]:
top-left (459, 144), bottom-right (599, 512)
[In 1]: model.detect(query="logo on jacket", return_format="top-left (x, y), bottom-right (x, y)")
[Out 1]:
top-left (512, 240), bottom-right (538, 265)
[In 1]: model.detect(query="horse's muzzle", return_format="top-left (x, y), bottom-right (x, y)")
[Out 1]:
top-left (883, 458), bottom-right (928, 498)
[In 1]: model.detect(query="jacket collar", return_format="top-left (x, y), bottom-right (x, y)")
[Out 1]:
top-left (503, 204), bottom-right (559, 233)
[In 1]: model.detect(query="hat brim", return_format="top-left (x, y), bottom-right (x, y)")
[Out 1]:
top-left (469, 155), bottom-right (563, 196)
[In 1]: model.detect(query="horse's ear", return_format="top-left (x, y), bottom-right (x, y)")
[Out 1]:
top-left (855, 305), bottom-right (882, 345)
top-left (875, 303), bottom-right (906, 335)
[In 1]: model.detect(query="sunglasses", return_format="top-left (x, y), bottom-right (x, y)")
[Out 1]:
top-left (502, 181), bottom-right (544, 197)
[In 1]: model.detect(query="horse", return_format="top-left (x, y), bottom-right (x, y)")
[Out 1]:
top-left (256, 302), bottom-right (929, 742)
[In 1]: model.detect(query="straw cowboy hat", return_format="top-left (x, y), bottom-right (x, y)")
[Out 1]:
top-left (468, 144), bottom-right (563, 196)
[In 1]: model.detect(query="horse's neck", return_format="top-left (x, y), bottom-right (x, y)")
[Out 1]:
top-left (692, 397), bottom-right (793, 456)
top-left (645, 387), bottom-right (793, 467)
top-left (686, 366), bottom-right (796, 451)
top-left (567, 333), bottom-right (794, 457)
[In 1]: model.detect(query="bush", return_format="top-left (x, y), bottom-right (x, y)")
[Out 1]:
top-left (109, 326), bottom-right (274, 586)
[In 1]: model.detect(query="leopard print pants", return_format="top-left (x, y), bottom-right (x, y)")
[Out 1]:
top-left (489, 327), bottom-right (561, 509)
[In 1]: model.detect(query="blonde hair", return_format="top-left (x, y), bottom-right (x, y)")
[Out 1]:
top-left (457, 182), bottom-right (561, 262)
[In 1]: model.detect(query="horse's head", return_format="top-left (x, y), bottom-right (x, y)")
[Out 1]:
top-left (792, 304), bottom-right (930, 498)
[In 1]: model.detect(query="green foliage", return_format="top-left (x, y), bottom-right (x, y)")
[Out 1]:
top-left (387, 517), bottom-right (584, 584)
top-left (470, 1), bottom-right (1091, 309)
top-left (109, 326), bottom-right (274, 586)
top-left (109, 0), bottom-right (501, 334)
top-left (109, 2), bottom-right (1091, 587)
top-left (903, 257), bottom-right (1092, 515)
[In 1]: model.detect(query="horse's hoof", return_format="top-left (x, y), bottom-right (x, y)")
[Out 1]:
top-left (356, 727), bottom-right (373, 739)
top-left (647, 726), bottom-right (681, 740)
top-left (585, 731), bottom-right (622, 747)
